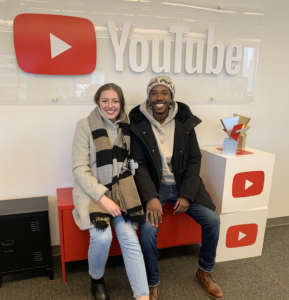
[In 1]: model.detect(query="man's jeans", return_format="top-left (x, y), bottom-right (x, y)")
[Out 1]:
top-left (140, 184), bottom-right (220, 287)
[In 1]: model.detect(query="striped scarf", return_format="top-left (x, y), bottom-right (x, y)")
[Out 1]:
top-left (88, 107), bottom-right (145, 230)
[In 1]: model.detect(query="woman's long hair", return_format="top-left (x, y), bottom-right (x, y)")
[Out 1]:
top-left (94, 83), bottom-right (126, 120)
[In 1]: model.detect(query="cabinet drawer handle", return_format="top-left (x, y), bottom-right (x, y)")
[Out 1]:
top-left (1, 240), bottom-right (16, 252)
top-left (1, 240), bottom-right (15, 246)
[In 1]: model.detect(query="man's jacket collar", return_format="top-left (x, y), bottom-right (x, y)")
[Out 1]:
top-left (129, 101), bottom-right (202, 131)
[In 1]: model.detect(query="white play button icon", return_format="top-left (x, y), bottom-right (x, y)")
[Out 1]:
top-left (50, 33), bottom-right (72, 59)
top-left (245, 179), bottom-right (253, 190)
top-left (238, 231), bottom-right (246, 241)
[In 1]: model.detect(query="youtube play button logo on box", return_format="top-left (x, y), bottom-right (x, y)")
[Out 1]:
top-left (226, 224), bottom-right (258, 248)
top-left (232, 171), bottom-right (265, 198)
top-left (13, 14), bottom-right (96, 75)
top-left (215, 208), bottom-right (268, 262)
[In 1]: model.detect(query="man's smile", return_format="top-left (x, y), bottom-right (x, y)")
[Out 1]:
top-left (155, 103), bottom-right (165, 108)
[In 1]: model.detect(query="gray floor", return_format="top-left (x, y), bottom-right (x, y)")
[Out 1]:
top-left (1, 225), bottom-right (289, 300)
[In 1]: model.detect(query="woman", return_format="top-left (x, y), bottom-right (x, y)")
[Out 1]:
top-left (72, 83), bottom-right (149, 300)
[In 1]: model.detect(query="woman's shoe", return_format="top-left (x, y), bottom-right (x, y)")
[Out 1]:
top-left (91, 277), bottom-right (110, 300)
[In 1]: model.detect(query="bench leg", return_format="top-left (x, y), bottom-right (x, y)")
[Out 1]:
top-left (61, 260), bottom-right (66, 283)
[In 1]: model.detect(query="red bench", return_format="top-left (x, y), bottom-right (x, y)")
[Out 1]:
top-left (57, 187), bottom-right (201, 282)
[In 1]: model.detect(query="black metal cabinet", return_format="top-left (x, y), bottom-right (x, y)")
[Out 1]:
top-left (0, 197), bottom-right (54, 287)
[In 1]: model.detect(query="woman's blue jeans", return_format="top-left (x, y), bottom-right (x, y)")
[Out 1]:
top-left (88, 215), bottom-right (149, 298)
top-left (140, 184), bottom-right (220, 287)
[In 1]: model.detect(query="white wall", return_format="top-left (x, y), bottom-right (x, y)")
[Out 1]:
top-left (1, 0), bottom-right (289, 246)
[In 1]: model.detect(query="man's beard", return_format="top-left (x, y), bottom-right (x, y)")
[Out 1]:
top-left (153, 107), bottom-right (169, 115)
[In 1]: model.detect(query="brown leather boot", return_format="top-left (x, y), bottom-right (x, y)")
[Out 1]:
top-left (196, 267), bottom-right (224, 299)
top-left (149, 284), bottom-right (160, 300)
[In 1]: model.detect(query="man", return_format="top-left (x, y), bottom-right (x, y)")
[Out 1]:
top-left (129, 76), bottom-right (224, 300)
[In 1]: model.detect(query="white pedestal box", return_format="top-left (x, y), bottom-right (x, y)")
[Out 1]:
top-left (215, 208), bottom-right (268, 262)
top-left (200, 146), bottom-right (275, 214)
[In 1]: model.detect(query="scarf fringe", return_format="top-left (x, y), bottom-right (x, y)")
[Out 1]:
top-left (121, 210), bottom-right (146, 223)
top-left (92, 220), bottom-right (109, 231)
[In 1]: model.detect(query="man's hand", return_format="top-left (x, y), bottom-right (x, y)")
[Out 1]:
top-left (146, 198), bottom-right (163, 227)
top-left (100, 195), bottom-right (122, 218)
top-left (173, 197), bottom-right (190, 214)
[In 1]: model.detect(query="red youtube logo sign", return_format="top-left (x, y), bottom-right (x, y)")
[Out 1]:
top-left (232, 171), bottom-right (265, 198)
top-left (226, 224), bottom-right (258, 248)
top-left (13, 14), bottom-right (96, 75)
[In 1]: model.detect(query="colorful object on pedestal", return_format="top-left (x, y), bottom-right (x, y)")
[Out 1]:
top-left (233, 114), bottom-right (251, 150)
top-left (220, 114), bottom-right (250, 155)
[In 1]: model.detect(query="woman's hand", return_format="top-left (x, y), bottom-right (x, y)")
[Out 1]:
top-left (99, 195), bottom-right (122, 217)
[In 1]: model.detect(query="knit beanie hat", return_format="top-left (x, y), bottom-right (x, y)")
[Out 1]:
top-left (146, 76), bottom-right (175, 102)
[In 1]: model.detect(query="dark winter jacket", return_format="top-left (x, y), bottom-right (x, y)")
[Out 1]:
top-left (129, 102), bottom-right (216, 211)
